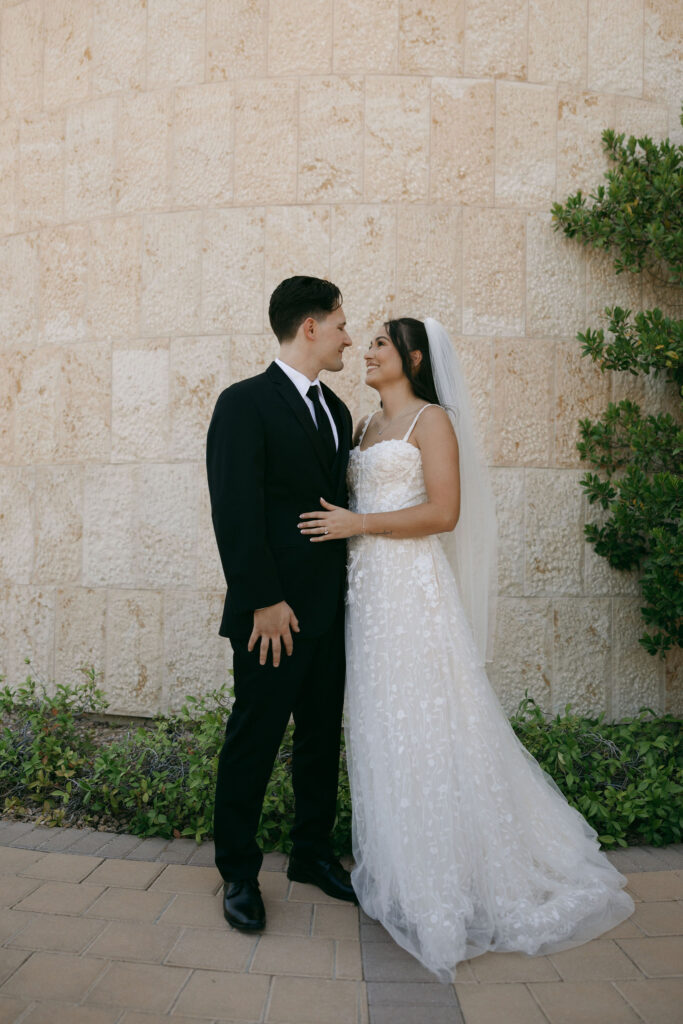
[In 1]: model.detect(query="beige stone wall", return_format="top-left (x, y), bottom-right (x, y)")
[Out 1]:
top-left (0, 0), bottom-right (681, 717)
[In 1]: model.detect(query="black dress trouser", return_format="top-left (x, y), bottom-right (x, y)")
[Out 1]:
top-left (213, 601), bottom-right (346, 882)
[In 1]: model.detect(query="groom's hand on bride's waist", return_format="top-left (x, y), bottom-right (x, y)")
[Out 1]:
top-left (248, 601), bottom-right (300, 667)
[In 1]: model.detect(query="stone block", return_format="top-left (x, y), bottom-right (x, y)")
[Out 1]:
top-left (147, 0), bottom-right (205, 88)
top-left (162, 589), bottom-right (228, 711)
top-left (251, 934), bottom-right (334, 977)
top-left (202, 207), bottom-right (265, 333)
top-left (115, 92), bottom-right (172, 213)
top-left (552, 597), bottom-right (611, 714)
top-left (43, 0), bottom-right (90, 109)
top-left (612, 598), bottom-right (665, 717)
top-left (364, 76), bottom-right (429, 202)
top-left (1, 951), bottom-right (106, 1004)
top-left (0, 232), bottom-right (38, 348)
top-left (59, 342), bottom-right (111, 461)
top-left (582, 505), bottom-right (640, 598)
top-left (86, 919), bottom-right (180, 964)
top-left (0, 0), bottom-right (42, 115)
top-left (112, 340), bottom-right (170, 461)
top-left (3, 586), bottom-right (55, 687)
top-left (0, 349), bottom-right (19, 462)
top-left (14, 346), bottom-right (61, 463)
top-left (398, 0), bottom-right (463, 73)
top-left (528, 0), bottom-right (587, 86)
top-left (489, 468), bottom-right (525, 596)
top-left (91, 0), bottom-right (147, 95)
top-left (492, 338), bottom-right (554, 466)
top-left (88, 215), bottom-right (142, 340)
top-left (207, 0), bottom-right (268, 80)
top-left (170, 335), bottom-right (227, 460)
top-left (33, 466), bottom-right (83, 584)
top-left (333, 0), bottom-right (397, 73)
top-left (18, 112), bottom-right (66, 230)
top-left (431, 78), bottom-right (494, 204)
top-left (141, 211), bottom-right (202, 335)
top-left (554, 339), bottom-right (611, 468)
top-left (585, 246), bottom-right (642, 327)
top-left (105, 589), bottom-right (163, 714)
top-left (525, 468), bottom-right (584, 595)
top-left (55, 588), bottom-right (107, 688)
top-left (526, 212), bottom-right (585, 339)
top-left (462, 208), bottom-right (525, 336)
top-left (268, 0), bottom-right (332, 75)
top-left (587, 0), bottom-right (644, 95)
top-left (264, 207), bottom-right (331, 318)
top-left (165, 925), bottom-right (255, 971)
top-left (64, 100), bottom-right (116, 221)
top-left (495, 82), bottom-right (557, 208)
top-left (136, 462), bottom-right (197, 587)
top-left (645, 0), bottom-right (683, 102)
top-left (172, 83), bottom-right (234, 207)
top-left (39, 224), bottom-right (89, 345)
top-left (0, 467), bottom-right (33, 584)
top-left (234, 79), bottom-right (298, 203)
top-left (196, 474), bottom-right (228, 591)
top-left (464, 0), bottom-right (527, 79)
top-left (488, 597), bottom-right (553, 713)
top-left (229, 333), bottom-right (279, 383)
top-left (84, 960), bottom-right (190, 1013)
top-left (557, 90), bottom-right (616, 199)
top-left (298, 77), bottom-right (364, 202)
top-left (453, 336), bottom-right (494, 461)
top-left (396, 205), bottom-right (462, 332)
top-left (83, 465), bottom-right (137, 587)
top-left (7, 913), bottom-right (105, 954)
top-left (0, 115), bottom-right (18, 236)
top-left (615, 97), bottom-right (670, 141)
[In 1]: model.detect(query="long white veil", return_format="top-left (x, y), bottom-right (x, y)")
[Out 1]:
top-left (424, 318), bottom-right (498, 664)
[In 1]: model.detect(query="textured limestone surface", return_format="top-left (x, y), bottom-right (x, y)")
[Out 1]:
top-left (0, 0), bottom-right (679, 717)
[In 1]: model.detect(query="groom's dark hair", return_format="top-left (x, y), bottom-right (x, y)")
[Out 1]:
top-left (269, 276), bottom-right (343, 342)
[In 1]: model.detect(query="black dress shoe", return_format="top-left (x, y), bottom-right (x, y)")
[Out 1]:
top-left (222, 879), bottom-right (266, 931)
top-left (287, 855), bottom-right (357, 904)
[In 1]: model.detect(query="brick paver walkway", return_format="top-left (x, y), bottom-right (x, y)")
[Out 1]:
top-left (0, 821), bottom-right (680, 1023)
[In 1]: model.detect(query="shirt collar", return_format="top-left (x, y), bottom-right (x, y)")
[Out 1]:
top-left (275, 358), bottom-right (320, 399)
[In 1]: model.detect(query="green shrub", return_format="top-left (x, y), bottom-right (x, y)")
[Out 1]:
top-left (1, 676), bottom-right (680, 851)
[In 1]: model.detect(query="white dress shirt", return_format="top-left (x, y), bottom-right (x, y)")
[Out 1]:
top-left (275, 358), bottom-right (339, 450)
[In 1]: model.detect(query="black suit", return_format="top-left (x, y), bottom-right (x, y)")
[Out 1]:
top-left (206, 361), bottom-right (352, 880)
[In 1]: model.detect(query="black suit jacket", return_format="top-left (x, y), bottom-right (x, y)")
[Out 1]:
top-left (206, 361), bottom-right (353, 639)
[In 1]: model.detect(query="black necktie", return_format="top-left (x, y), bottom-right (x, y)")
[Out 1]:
top-left (307, 384), bottom-right (336, 462)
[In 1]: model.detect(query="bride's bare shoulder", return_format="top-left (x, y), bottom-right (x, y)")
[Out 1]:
top-left (414, 405), bottom-right (458, 449)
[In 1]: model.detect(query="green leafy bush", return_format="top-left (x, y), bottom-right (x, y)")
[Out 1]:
top-left (1, 676), bottom-right (680, 851)
top-left (552, 122), bottom-right (683, 656)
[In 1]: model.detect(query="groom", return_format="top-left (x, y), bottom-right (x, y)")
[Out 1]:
top-left (206, 275), bottom-right (356, 932)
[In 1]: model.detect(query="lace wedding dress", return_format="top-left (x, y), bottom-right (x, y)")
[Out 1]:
top-left (344, 407), bottom-right (634, 982)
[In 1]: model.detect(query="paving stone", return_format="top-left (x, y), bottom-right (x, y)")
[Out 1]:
top-left (455, 981), bottom-right (548, 1024)
top-left (0, 877), bottom-right (42, 909)
top-left (150, 864), bottom-right (220, 894)
top-left (267, 976), bottom-right (362, 1024)
top-left (0, 996), bottom-right (30, 1023)
top-left (335, 940), bottom-right (363, 980)
top-left (173, 969), bottom-right (270, 1019)
top-left (65, 831), bottom-right (116, 856)
top-left (1, 951), bottom-right (107, 1002)
top-left (529, 980), bottom-right (641, 1023)
top-left (164, 925), bottom-right (256, 971)
top-left (621, 848), bottom-right (681, 872)
top-left (261, 851), bottom-right (287, 872)
top-left (367, 982), bottom-right (459, 1005)
top-left (157, 891), bottom-right (223, 928)
top-left (369, 1006), bottom-right (462, 1024)
top-left (263, 899), bottom-right (313, 937)
top-left (185, 842), bottom-right (216, 867)
top-left (360, 921), bottom-right (393, 943)
top-left (288, 880), bottom-right (349, 905)
top-left (13, 880), bottom-right (104, 915)
top-left (156, 838), bottom-right (197, 864)
top-left (258, 869), bottom-right (289, 902)
top-left (600, 916), bottom-right (644, 939)
top-left (125, 837), bottom-right (171, 862)
top-left (30, 828), bottom-right (84, 853)
top-left (7, 827), bottom-right (53, 851)
top-left (250, 934), bottom-right (334, 978)
top-left (7, 912), bottom-right (107, 953)
top-left (0, 949), bottom-right (30, 986)
top-left (92, 835), bottom-right (143, 859)
top-left (85, 960), bottom-right (190, 1013)
top-left (626, 871), bottom-right (683, 902)
top-left (0, 822), bottom-right (36, 842)
top-left (86, 920), bottom-right (183, 964)
top-left (549, 939), bottom-right (641, 981)
top-left (21, 1006), bottom-right (120, 1024)
top-left (616, 936), bottom-right (683, 977)
top-left (20, 852), bottom-right (102, 882)
top-left (85, 859), bottom-right (164, 889)
top-left (632, 900), bottom-right (683, 936)
top-left (0, 909), bottom-right (31, 944)
top-left (616, 978), bottom-right (683, 1024)
top-left (0, 848), bottom-right (44, 874)
top-left (362, 940), bottom-right (437, 982)
top-left (85, 887), bottom-right (174, 922)
top-left (314, 902), bottom-right (360, 940)
top-left (472, 950), bottom-right (561, 983)
top-left (117, 1014), bottom-right (203, 1024)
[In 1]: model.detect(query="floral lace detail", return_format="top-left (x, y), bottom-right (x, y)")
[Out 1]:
top-left (344, 441), bottom-right (634, 982)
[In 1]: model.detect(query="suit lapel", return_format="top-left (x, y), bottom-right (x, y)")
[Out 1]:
top-left (321, 381), bottom-right (351, 494)
top-left (266, 362), bottom-right (334, 484)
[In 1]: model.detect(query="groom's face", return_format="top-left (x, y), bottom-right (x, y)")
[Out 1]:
top-left (314, 306), bottom-right (352, 372)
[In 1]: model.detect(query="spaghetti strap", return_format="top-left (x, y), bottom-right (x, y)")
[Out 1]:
top-left (402, 404), bottom-right (432, 443)
top-left (357, 413), bottom-right (375, 447)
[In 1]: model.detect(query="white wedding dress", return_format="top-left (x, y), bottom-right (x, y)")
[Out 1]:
top-left (344, 408), bottom-right (634, 982)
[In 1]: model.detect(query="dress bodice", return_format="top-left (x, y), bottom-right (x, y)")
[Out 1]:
top-left (347, 440), bottom-right (428, 514)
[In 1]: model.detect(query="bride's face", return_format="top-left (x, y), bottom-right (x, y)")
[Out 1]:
top-left (364, 330), bottom-right (405, 389)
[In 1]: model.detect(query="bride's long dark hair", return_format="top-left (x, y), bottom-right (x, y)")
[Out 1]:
top-left (384, 318), bottom-right (440, 405)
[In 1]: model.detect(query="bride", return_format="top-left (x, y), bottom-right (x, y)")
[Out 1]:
top-left (298, 316), bottom-right (634, 982)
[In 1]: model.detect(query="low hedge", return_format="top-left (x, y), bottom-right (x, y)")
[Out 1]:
top-left (0, 673), bottom-right (680, 852)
